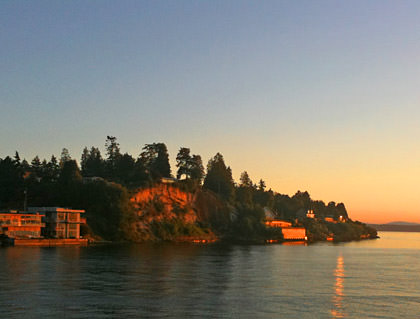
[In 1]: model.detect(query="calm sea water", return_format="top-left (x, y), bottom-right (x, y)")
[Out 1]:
top-left (1, 232), bottom-right (419, 318)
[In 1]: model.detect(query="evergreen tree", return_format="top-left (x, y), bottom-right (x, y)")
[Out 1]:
top-left (21, 159), bottom-right (30, 172)
top-left (239, 171), bottom-right (253, 187)
top-left (176, 147), bottom-right (204, 183)
top-left (131, 159), bottom-right (148, 187)
top-left (59, 148), bottom-right (71, 167)
top-left (273, 193), bottom-right (297, 220)
top-left (59, 160), bottom-right (82, 185)
top-left (58, 160), bottom-right (82, 206)
top-left (31, 156), bottom-right (42, 178)
top-left (115, 153), bottom-right (136, 186)
top-left (105, 136), bottom-right (121, 165)
top-left (47, 155), bottom-right (60, 182)
top-left (253, 186), bottom-right (274, 208)
top-left (258, 179), bottom-right (266, 191)
top-left (105, 136), bottom-right (121, 179)
top-left (81, 147), bottom-right (89, 172)
top-left (292, 190), bottom-right (312, 210)
top-left (81, 146), bottom-right (105, 177)
top-left (14, 151), bottom-right (20, 165)
top-left (203, 153), bottom-right (234, 202)
top-left (40, 159), bottom-right (48, 180)
top-left (140, 143), bottom-right (171, 179)
top-left (236, 171), bottom-right (254, 206)
top-left (0, 156), bottom-right (24, 208)
top-left (176, 147), bottom-right (191, 179)
top-left (190, 155), bottom-right (204, 183)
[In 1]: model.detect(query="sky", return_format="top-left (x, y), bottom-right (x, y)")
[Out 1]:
top-left (1, 1), bottom-right (420, 223)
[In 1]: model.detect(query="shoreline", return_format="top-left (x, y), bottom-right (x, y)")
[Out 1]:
top-left (1, 235), bottom-right (378, 247)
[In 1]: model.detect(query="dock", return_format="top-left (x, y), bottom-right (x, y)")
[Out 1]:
top-left (2, 238), bottom-right (88, 247)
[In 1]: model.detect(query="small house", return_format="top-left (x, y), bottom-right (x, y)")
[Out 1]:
top-left (264, 207), bottom-right (307, 241)
top-left (306, 209), bottom-right (315, 218)
top-left (324, 216), bottom-right (337, 223)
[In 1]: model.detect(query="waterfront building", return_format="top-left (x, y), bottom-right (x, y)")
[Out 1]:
top-left (28, 207), bottom-right (85, 239)
top-left (280, 227), bottom-right (307, 240)
top-left (264, 207), bottom-right (307, 240)
top-left (0, 211), bottom-right (45, 239)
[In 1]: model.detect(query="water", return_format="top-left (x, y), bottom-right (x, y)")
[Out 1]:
top-left (1, 232), bottom-right (419, 318)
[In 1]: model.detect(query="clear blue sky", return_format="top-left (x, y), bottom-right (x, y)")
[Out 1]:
top-left (1, 1), bottom-right (420, 223)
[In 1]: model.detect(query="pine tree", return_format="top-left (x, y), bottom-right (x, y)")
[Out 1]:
top-left (176, 147), bottom-right (191, 179)
top-left (203, 153), bottom-right (234, 202)
top-left (59, 148), bottom-right (71, 168)
top-left (105, 136), bottom-right (121, 179)
top-left (239, 171), bottom-right (253, 187)
top-left (140, 143), bottom-right (171, 180)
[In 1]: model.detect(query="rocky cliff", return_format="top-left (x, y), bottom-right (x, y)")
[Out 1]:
top-left (129, 184), bottom-right (226, 242)
top-left (130, 183), bottom-right (197, 224)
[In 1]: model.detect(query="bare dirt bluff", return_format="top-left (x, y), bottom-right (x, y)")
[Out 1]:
top-left (129, 184), bottom-right (225, 242)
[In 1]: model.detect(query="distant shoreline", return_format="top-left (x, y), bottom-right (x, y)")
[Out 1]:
top-left (368, 224), bottom-right (420, 233)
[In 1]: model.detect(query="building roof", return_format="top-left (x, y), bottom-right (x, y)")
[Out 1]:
top-left (28, 207), bottom-right (85, 213)
top-left (0, 211), bottom-right (44, 216)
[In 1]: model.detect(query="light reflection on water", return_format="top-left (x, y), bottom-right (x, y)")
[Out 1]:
top-left (331, 255), bottom-right (346, 318)
top-left (0, 232), bottom-right (419, 318)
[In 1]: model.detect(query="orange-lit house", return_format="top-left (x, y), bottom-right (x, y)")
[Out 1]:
top-left (264, 207), bottom-right (307, 241)
top-left (280, 227), bottom-right (307, 240)
top-left (29, 207), bottom-right (85, 239)
top-left (324, 216), bottom-right (337, 223)
top-left (306, 209), bottom-right (315, 218)
top-left (0, 211), bottom-right (45, 238)
top-left (324, 215), bottom-right (346, 223)
top-left (265, 219), bottom-right (292, 228)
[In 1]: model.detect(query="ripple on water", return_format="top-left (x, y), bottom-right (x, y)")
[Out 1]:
top-left (0, 233), bottom-right (419, 318)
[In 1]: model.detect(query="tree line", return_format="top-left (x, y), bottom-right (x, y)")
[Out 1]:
top-left (1, 135), bottom-right (377, 242)
top-left (1, 136), bottom-right (350, 227)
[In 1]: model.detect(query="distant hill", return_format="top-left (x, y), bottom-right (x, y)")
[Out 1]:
top-left (386, 221), bottom-right (420, 226)
top-left (369, 222), bottom-right (420, 232)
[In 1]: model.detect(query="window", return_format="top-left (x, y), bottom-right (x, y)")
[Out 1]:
top-left (68, 214), bottom-right (79, 222)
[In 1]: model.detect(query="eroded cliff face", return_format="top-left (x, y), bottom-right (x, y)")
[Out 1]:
top-left (128, 184), bottom-right (229, 242)
top-left (130, 184), bottom-right (197, 224)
